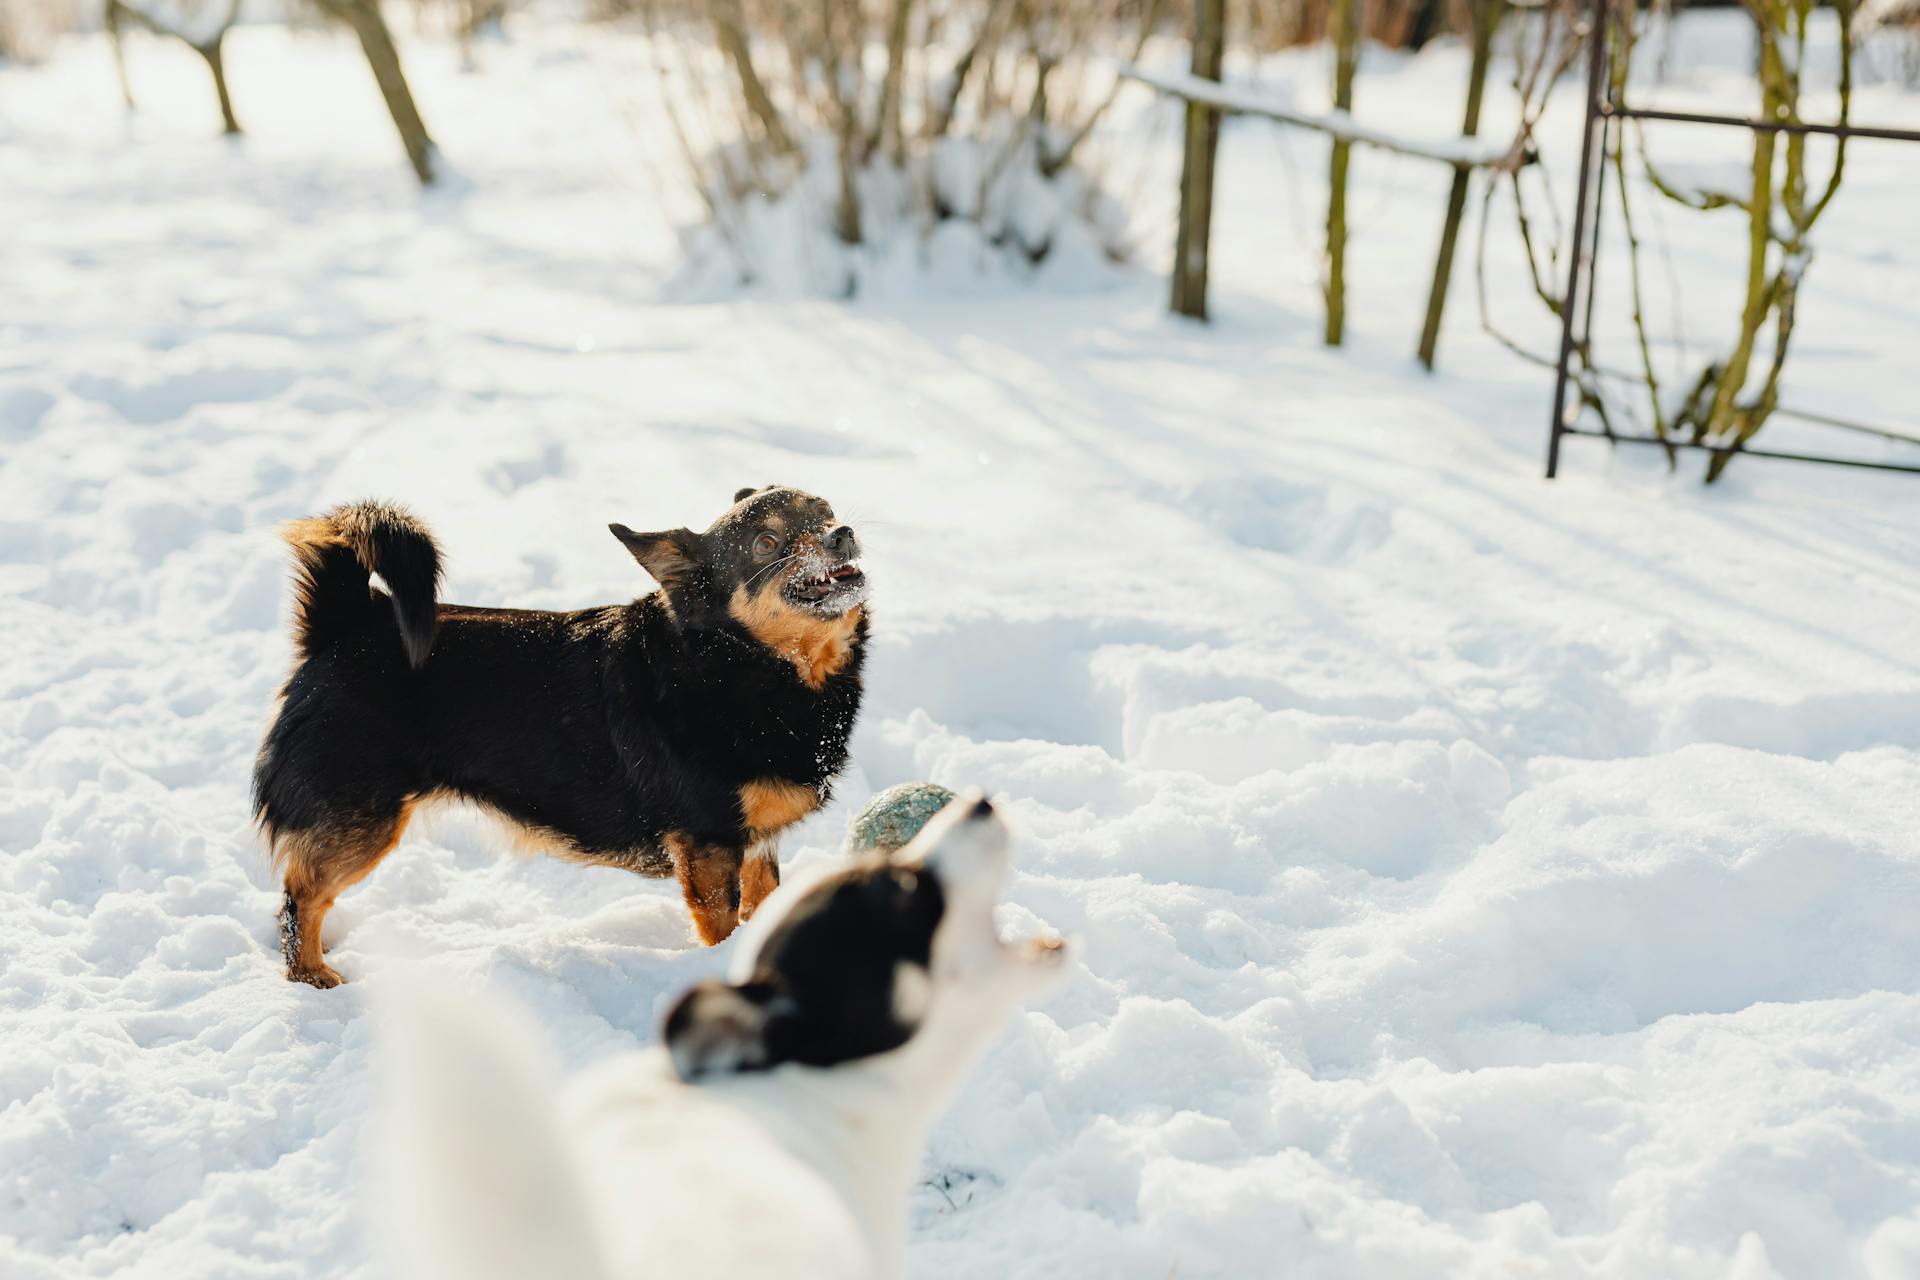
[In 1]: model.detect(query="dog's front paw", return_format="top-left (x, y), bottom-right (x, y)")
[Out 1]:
top-left (288, 963), bottom-right (346, 989)
top-left (1026, 935), bottom-right (1067, 961)
top-left (1003, 934), bottom-right (1070, 997)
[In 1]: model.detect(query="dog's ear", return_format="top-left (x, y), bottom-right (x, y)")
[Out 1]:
top-left (664, 979), bottom-right (798, 1082)
top-left (732, 486), bottom-right (758, 503)
top-left (609, 525), bottom-right (703, 589)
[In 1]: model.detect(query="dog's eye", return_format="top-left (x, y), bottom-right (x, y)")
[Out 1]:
top-left (752, 533), bottom-right (780, 557)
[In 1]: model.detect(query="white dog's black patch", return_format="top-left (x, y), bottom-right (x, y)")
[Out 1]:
top-left (666, 858), bottom-right (946, 1079)
top-left (664, 803), bottom-right (997, 1080)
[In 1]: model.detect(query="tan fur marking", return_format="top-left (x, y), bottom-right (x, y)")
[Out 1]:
top-left (727, 586), bottom-right (862, 690)
top-left (739, 844), bottom-right (781, 921)
top-left (476, 804), bottom-right (590, 863)
top-left (665, 833), bottom-right (742, 946)
top-left (278, 796), bottom-right (419, 987)
top-left (738, 778), bottom-right (820, 835)
top-left (411, 791), bottom-right (679, 874)
top-left (366, 791), bottom-right (669, 877)
top-left (282, 516), bottom-right (348, 550)
top-left (280, 516), bottom-right (349, 659)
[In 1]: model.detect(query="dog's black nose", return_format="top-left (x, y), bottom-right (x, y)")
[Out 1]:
top-left (824, 525), bottom-right (856, 555)
top-left (969, 796), bottom-right (994, 818)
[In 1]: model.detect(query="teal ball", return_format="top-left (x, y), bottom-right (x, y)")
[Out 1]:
top-left (845, 782), bottom-right (958, 854)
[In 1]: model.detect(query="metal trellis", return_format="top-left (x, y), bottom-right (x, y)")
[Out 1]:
top-left (1544, 0), bottom-right (1920, 479)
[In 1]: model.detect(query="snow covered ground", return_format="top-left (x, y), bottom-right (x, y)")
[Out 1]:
top-left (4, 13), bottom-right (1920, 1279)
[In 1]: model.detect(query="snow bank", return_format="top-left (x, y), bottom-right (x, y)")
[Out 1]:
top-left (671, 131), bottom-right (1132, 300)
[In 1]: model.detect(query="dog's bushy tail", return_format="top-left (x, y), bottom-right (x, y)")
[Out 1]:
top-left (285, 500), bottom-right (441, 668)
top-left (373, 967), bottom-right (612, 1280)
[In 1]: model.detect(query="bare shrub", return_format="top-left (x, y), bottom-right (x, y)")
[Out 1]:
top-left (1858, 0), bottom-right (1920, 84)
top-left (1484, 0), bottom-right (1861, 481)
top-left (1, 0), bottom-right (70, 61)
top-left (638, 0), bottom-right (1157, 291)
top-left (1240, 0), bottom-right (1467, 50)
top-left (1639, 0), bottom-right (1856, 478)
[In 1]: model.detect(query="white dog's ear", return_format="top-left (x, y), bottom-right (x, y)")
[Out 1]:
top-left (664, 979), bottom-right (798, 1082)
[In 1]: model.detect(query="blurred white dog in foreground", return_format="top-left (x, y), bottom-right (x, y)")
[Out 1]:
top-left (374, 791), bottom-right (1067, 1280)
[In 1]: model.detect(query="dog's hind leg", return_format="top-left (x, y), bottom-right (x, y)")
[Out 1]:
top-left (738, 836), bottom-right (781, 923)
top-left (277, 801), bottom-right (416, 987)
top-left (664, 834), bottom-right (744, 946)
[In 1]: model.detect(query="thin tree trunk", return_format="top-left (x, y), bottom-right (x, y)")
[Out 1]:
top-left (105, 0), bottom-right (137, 110)
top-left (1415, 0), bottom-right (1499, 368)
top-left (1699, 36), bottom-right (1780, 449)
top-left (1169, 0), bottom-right (1225, 319)
top-left (1704, 0), bottom-right (1840, 480)
top-left (1704, 0), bottom-right (1849, 479)
top-left (1039, 0), bottom-right (1166, 178)
top-left (197, 33), bottom-right (241, 135)
top-left (1324, 0), bottom-right (1359, 345)
top-left (820, 0), bottom-right (863, 246)
top-left (873, 0), bottom-right (915, 163)
top-left (318, 0), bottom-right (437, 184)
top-left (928, 36), bottom-right (979, 138)
top-left (107, 0), bottom-right (245, 130)
top-left (834, 107), bottom-right (863, 248)
top-left (708, 0), bottom-right (793, 156)
top-left (927, 0), bottom-right (1012, 139)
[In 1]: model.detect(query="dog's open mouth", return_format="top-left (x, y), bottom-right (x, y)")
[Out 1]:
top-left (786, 560), bottom-right (866, 610)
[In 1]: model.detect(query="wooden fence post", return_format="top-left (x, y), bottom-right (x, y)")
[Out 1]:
top-left (1323, 0), bottom-right (1358, 344)
top-left (1170, 0), bottom-right (1226, 319)
top-left (1416, 0), bottom-right (1503, 369)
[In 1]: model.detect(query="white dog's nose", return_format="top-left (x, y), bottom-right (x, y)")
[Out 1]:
top-left (920, 789), bottom-right (1010, 889)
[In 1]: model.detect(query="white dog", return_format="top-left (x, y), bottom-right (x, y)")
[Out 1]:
top-left (375, 790), bottom-right (1067, 1280)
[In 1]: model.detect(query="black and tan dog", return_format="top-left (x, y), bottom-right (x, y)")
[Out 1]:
top-left (252, 487), bottom-right (868, 987)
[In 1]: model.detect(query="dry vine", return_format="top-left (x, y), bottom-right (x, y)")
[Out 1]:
top-left (1482, 0), bottom-right (1857, 480)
